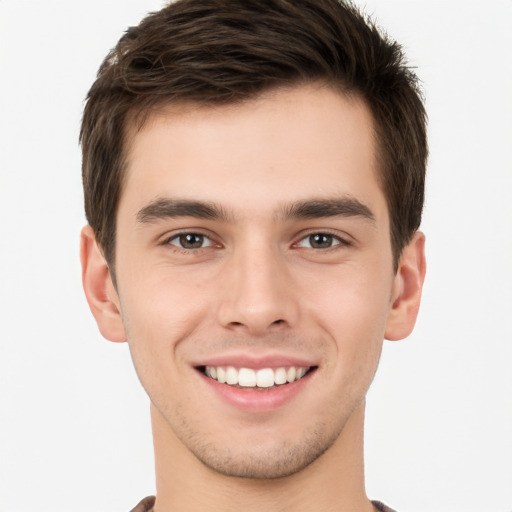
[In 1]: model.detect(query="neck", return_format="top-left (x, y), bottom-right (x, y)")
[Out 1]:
top-left (151, 401), bottom-right (375, 512)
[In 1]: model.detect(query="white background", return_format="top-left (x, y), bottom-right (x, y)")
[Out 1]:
top-left (1, 1), bottom-right (511, 511)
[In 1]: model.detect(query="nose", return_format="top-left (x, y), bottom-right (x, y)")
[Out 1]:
top-left (216, 242), bottom-right (299, 336)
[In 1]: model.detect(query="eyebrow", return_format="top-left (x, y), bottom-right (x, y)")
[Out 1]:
top-left (136, 196), bottom-right (375, 224)
top-left (279, 197), bottom-right (375, 223)
top-left (137, 198), bottom-right (231, 223)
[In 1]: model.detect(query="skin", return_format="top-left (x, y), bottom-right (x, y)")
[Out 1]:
top-left (81, 84), bottom-right (426, 512)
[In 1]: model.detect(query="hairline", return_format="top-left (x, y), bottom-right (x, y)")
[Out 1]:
top-left (105, 81), bottom-right (397, 281)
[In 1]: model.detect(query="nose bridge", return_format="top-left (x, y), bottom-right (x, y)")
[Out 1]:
top-left (217, 234), bottom-right (297, 334)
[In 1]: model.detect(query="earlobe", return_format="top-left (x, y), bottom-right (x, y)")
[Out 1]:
top-left (80, 225), bottom-right (127, 343)
top-left (385, 231), bottom-right (426, 341)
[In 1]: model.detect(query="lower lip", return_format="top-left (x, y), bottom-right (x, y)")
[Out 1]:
top-left (198, 370), bottom-right (315, 412)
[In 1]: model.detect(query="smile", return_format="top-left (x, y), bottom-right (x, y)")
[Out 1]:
top-left (202, 365), bottom-right (312, 389)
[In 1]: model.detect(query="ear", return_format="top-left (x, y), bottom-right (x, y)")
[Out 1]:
top-left (385, 231), bottom-right (426, 341)
top-left (80, 225), bottom-right (127, 342)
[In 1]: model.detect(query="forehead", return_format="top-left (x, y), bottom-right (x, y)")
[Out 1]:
top-left (120, 84), bottom-right (386, 223)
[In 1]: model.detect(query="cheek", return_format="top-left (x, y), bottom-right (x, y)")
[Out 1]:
top-left (117, 269), bottom-right (214, 387)
top-left (121, 262), bottom-right (212, 333)
top-left (306, 262), bottom-right (392, 325)
top-left (302, 264), bottom-right (392, 366)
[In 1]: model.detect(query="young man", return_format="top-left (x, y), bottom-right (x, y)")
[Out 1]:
top-left (80, 1), bottom-right (427, 511)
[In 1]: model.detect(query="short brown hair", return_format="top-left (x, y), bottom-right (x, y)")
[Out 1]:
top-left (81, 0), bottom-right (427, 272)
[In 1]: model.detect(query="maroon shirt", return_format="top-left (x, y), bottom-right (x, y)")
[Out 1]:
top-left (130, 496), bottom-right (397, 511)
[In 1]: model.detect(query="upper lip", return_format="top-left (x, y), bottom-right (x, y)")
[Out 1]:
top-left (193, 353), bottom-right (318, 369)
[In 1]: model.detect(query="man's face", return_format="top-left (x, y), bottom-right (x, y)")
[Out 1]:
top-left (113, 85), bottom-right (399, 478)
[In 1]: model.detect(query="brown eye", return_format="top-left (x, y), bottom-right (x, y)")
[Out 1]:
top-left (297, 233), bottom-right (343, 249)
top-left (168, 233), bottom-right (213, 249)
top-left (309, 233), bottom-right (334, 248)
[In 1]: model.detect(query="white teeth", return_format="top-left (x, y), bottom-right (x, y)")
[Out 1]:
top-left (274, 367), bottom-right (287, 385)
top-left (239, 368), bottom-right (256, 387)
top-left (256, 368), bottom-right (274, 388)
top-left (204, 365), bottom-right (310, 388)
top-left (296, 367), bottom-right (307, 379)
top-left (217, 367), bottom-right (226, 384)
top-left (226, 366), bottom-right (238, 385)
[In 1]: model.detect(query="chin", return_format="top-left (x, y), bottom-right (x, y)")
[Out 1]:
top-left (185, 419), bottom-right (343, 480)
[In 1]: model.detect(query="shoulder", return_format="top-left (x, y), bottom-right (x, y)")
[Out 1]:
top-left (129, 496), bottom-right (395, 512)
top-left (372, 501), bottom-right (398, 512)
top-left (130, 496), bottom-right (156, 512)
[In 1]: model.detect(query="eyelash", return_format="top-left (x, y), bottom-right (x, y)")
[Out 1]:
top-left (294, 231), bottom-right (351, 250)
top-left (163, 230), bottom-right (351, 252)
top-left (165, 231), bottom-right (217, 252)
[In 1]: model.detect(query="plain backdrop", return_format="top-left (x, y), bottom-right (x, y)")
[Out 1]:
top-left (1, 1), bottom-right (511, 511)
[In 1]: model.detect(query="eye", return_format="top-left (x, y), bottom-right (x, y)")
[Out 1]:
top-left (297, 232), bottom-right (344, 249)
top-left (167, 232), bottom-right (214, 249)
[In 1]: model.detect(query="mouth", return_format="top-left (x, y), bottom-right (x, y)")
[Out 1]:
top-left (197, 365), bottom-right (316, 390)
